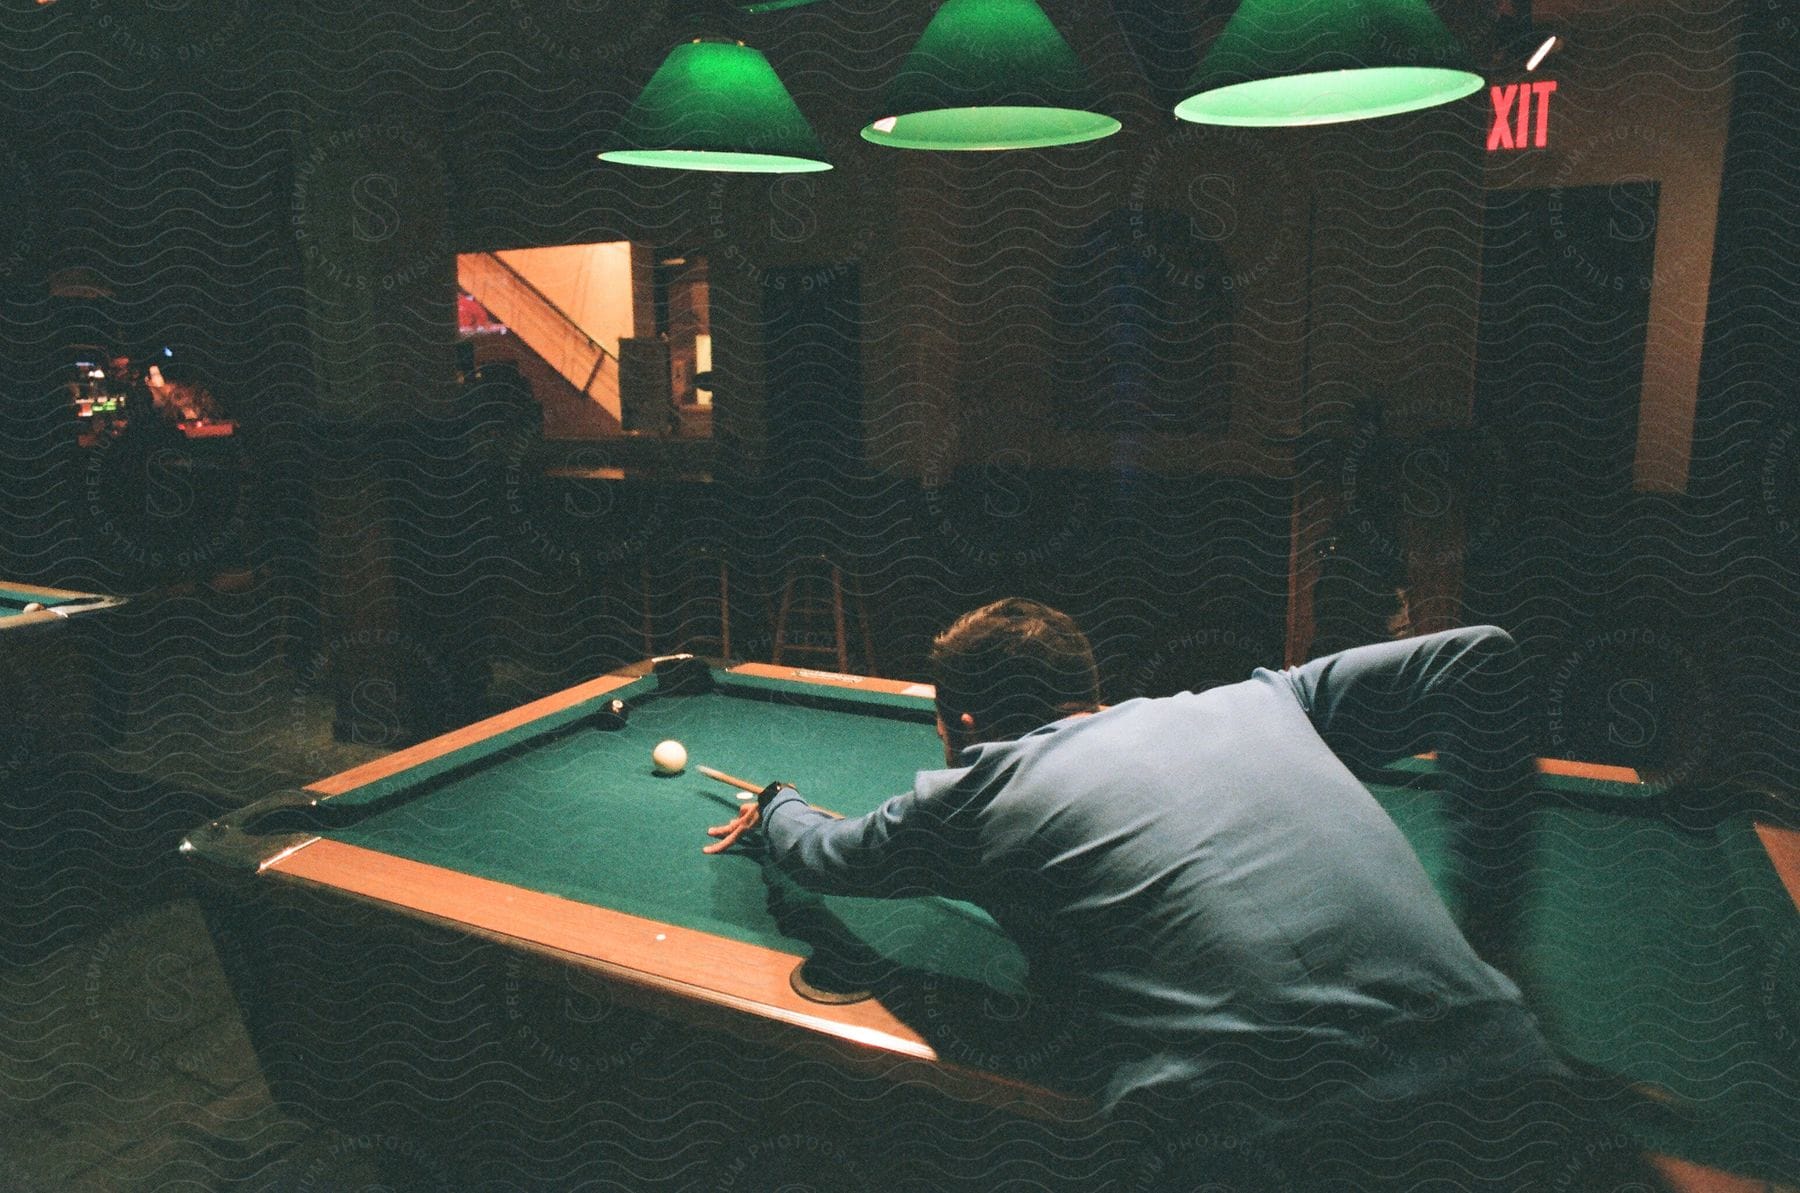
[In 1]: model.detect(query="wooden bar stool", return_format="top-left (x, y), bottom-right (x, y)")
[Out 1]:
top-left (771, 554), bottom-right (874, 674)
top-left (640, 544), bottom-right (732, 660)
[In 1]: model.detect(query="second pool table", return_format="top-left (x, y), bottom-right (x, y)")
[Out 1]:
top-left (1, 581), bottom-right (125, 628)
top-left (182, 656), bottom-right (1800, 1190)
top-left (1, 580), bottom-right (127, 780)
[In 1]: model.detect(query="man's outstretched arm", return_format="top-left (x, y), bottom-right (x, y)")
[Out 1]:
top-left (729, 784), bottom-right (975, 901)
top-left (1283, 626), bottom-right (1539, 961)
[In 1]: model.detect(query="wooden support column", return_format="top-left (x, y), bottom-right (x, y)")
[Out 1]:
top-left (295, 113), bottom-right (468, 746)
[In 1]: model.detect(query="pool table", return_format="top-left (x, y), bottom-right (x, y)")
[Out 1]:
top-left (0, 581), bottom-right (128, 778)
top-left (0, 581), bottom-right (126, 629)
top-left (182, 657), bottom-right (1800, 1190)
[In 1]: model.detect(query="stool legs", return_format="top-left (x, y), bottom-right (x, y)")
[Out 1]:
top-left (771, 556), bottom-right (872, 674)
top-left (717, 560), bottom-right (731, 661)
top-left (831, 565), bottom-right (848, 673)
top-left (640, 553), bottom-right (731, 659)
top-left (640, 562), bottom-right (655, 658)
top-left (773, 568), bottom-right (795, 664)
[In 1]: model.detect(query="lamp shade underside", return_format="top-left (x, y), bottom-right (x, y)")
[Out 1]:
top-left (861, 106), bottom-right (1121, 150)
top-left (597, 148), bottom-right (833, 172)
top-left (1177, 0), bottom-right (1482, 126)
top-left (600, 39), bottom-right (831, 173)
top-left (863, 0), bottom-right (1118, 150)
top-left (1176, 66), bottom-right (1483, 126)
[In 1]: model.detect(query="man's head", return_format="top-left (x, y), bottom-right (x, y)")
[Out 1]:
top-left (929, 598), bottom-right (1100, 760)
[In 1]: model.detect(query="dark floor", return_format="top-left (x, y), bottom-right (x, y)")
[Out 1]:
top-left (0, 582), bottom-right (412, 1192)
top-left (0, 565), bottom-right (845, 1192)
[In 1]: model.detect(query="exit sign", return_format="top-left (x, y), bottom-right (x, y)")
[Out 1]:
top-left (1488, 80), bottom-right (1558, 150)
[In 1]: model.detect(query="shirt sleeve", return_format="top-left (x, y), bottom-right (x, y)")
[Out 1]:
top-left (1282, 625), bottom-right (1539, 950)
top-left (759, 773), bottom-right (979, 900)
top-left (1281, 624), bottom-right (1535, 781)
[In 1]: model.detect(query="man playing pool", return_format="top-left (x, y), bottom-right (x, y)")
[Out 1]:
top-left (704, 599), bottom-right (1653, 1191)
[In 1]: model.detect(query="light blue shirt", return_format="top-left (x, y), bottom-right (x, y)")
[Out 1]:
top-left (761, 627), bottom-right (1561, 1134)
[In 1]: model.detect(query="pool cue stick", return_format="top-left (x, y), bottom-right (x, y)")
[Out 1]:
top-left (696, 765), bottom-right (762, 795)
top-left (696, 765), bottom-right (843, 819)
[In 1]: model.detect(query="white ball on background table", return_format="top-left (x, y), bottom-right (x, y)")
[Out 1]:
top-left (652, 740), bottom-right (688, 775)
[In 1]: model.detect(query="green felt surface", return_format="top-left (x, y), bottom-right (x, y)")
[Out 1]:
top-left (0, 588), bottom-right (84, 616)
top-left (1367, 779), bottom-right (1800, 1178)
top-left (329, 672), bottom-right (1024, 994)
top-left (320, 668), bottom-right (1797, 1174)
top-left (1377, 752), bottom-right (1658, 805)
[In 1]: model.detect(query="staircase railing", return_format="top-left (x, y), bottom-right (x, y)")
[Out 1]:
top-left (460, 250), bottom-right (622, 422)
top-left (483, 251), bottom-right (618, 387)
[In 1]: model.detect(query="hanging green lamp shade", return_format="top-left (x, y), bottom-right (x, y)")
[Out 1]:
top-left (862, 0), bottom-right (1120, 151)
top-left (599, 38), bottom-right (831, 173)
top-left (1175, 0), bottom-right (1483, 127)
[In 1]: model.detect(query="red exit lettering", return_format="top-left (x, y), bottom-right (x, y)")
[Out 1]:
top-left (1487, 80), bottom-right (1557, 150)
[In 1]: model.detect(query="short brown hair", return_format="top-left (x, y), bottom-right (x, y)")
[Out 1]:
top-left (929, 598), bottom-right (1099, 741)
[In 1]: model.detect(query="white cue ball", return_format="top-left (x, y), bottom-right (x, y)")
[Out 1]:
top-left (652, 740), bottom-right (688, 775)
